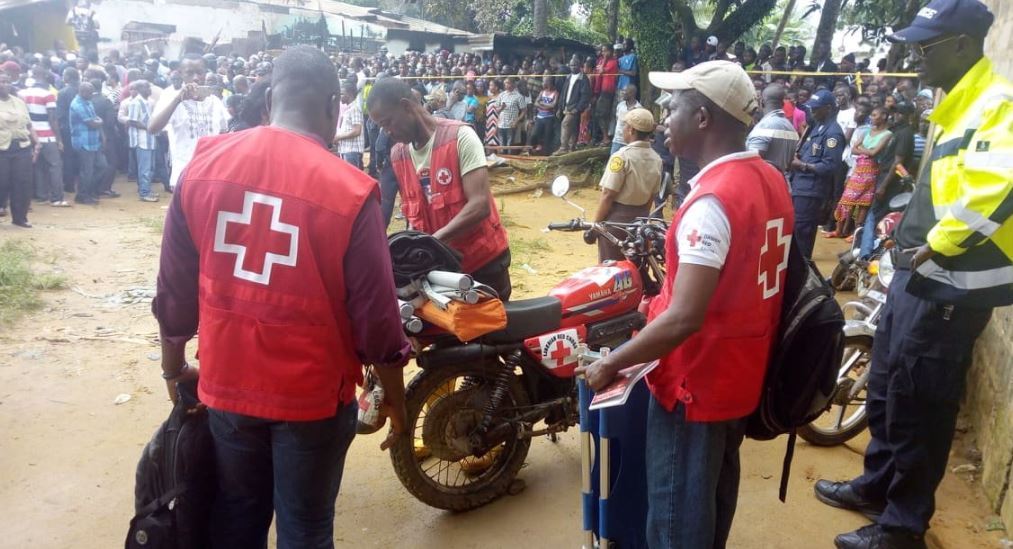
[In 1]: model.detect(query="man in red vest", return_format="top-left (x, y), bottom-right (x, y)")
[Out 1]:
top-left (152, 46), bottom-right (410, 548)
top-left (577, 61), bottom-right (794, 548)
top-left (367, 78), bottom-right (513, 300)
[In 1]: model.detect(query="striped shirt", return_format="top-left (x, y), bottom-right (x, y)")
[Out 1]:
top-left (336, 101), bottom-right (364, 154)
top-left (17, 86), bottom-right (57, 143)
top-left (745, 109), bottom-right (800, 173)
top-left (126, 95), bottom-right (156, 150)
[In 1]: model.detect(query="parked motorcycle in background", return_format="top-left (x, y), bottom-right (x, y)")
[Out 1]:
top-left (385, 177), bottom-right (668, 511)
top-left (799, 192), bottom-right (909, 446)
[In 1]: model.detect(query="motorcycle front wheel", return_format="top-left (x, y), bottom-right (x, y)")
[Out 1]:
top-left (798, 335), bottom-right (873, 446)
top-left (830, 261), bottom-right (856, 291)
top-left (389, 361), bottom-right (532, 511)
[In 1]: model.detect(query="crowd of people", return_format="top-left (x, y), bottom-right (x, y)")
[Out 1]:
top-left (0, 30), bottom-right (934, 231)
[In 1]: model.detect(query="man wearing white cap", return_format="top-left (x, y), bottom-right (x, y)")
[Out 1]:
top-left (576, 61), bottom-right (794, 548)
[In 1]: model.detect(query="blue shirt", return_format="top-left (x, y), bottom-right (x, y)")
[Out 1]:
top-left (790, 119), bottom-right (845, 199)
top-left (69, 95), bottom-right (101, 152)
top-left (617, 53), bottom-right (638, 92)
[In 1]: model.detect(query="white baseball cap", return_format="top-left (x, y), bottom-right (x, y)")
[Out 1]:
top-left (706, 35), bottom-right (719, 47)
top-left (649, 60), bottom-right (757, 126)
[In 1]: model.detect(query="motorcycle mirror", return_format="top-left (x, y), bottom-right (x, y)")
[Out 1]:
top-left (888, 192), bottom-right (912, 210)
top-left (551, 175), bottom-right (570, 198)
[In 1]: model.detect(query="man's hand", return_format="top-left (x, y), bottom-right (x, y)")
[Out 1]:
top-left (575, 358), bottom-right (619, 392)
top-left (911, 244), bottom-right (936, 269)
top-left (164, 364), bottom-right (200, 404)
top-left (874, 187), bottom-right (887, 201)
top-left (790, 157), bottom-right (804, 171)
top-left (380, 398), bottom-right (408, 451)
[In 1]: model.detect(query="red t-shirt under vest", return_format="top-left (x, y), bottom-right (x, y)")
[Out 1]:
top-left (179, 126), bottom-right (376, 421)
top-left (390, 119), bottom-right (509, 273)
top-left (647, 153), bottom-right (795, 422)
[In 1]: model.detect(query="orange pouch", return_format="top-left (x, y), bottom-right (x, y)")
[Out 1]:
top-left (416, 299), bottom-right (508, 342)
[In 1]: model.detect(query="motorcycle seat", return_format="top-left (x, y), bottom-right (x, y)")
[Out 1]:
top-left (482, 296), bottom-right (562, 344)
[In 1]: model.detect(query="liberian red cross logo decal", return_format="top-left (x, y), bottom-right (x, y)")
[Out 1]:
top-left (686, 229), bottom-right (702, 247)
top-left (549, 340), bottom-right (572, 368)
top-left (758, 218), bottom-right (791, 299)
top-left (213, 191), bottom-right (299, 285)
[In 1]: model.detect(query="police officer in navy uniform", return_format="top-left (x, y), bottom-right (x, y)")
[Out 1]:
top-left (788, 89), bottom-right (845, 258)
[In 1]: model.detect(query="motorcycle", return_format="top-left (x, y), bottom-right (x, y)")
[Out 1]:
top-left (798, 214), bottom-right (902, 446)
top-left (828, 190), bottom-right (912, 293)
top-left (387, 176), bottom-right (667, 511)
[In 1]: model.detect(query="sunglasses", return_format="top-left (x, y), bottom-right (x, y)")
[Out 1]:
top-left (911, 34), bottom-right (963, 58)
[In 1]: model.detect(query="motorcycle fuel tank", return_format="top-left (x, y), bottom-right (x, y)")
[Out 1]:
top-left (549, 260), bottom-right (644, 329)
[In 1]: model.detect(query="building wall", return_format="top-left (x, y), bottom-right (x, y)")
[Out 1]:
top-left (968, 0), bottom-right (1013, 531)
top-left (91, 0), bottom-right (384, 57)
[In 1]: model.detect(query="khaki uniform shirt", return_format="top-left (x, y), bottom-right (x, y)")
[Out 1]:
top-left (599, 141), bottom-right (662, 207)
top-left (0, 95), bottom-right (31, 151)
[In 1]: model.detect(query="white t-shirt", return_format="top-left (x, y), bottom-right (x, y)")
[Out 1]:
top-left (837, 108), bottom-right (858, 167)
top-left (676, 196), bottom-right (731, 269)
top-left (153, 87), bottom-right (230, 189)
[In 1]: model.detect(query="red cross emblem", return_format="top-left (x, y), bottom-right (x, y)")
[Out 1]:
top-left (435, 167), bottom-right (453, 186)
top-left (758, 218), bottom-right (791, 299)
top-left (549, 339), bottom-right (573, 368)
top-left (686, 229), bottom-right (702, 247)
top-left (214, 191), bottom-right (300, 285)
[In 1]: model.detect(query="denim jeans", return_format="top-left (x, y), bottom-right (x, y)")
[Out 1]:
top-left (77, 148), bottom-right (108, 201)
top-left (208, 402), bottom-right (357, 549)
top-left (610, 141), bottom-right (623, 156)
top-left (34, 142), bottom-right (63, 202)
top-left (859, 211), bottom-right (877, 259)
top-left (646, 398), bottom-right (746, 549)
top-left (134, 147), bottom-right (154, 198)
top-left (154, 136), bottom-right (171, 189)
top-left (341, 152), bottom-right (363, 170)
top-left (498, 128), bottom-right (514, 153)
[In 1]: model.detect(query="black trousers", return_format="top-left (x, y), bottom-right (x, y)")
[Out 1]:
top-left (851, 268), bottom-right (992, 534)
top-left (471, 249), bottom-right (513, 302)
top-left (0, 145), bottom-right (33, 224)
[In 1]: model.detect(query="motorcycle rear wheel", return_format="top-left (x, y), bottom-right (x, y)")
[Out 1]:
top-left (830, 261), bottom-right (856, 292)
top-left (389, 361), bottom-right (532, 511)
top-left (798, 335), bottom-right (872, 446)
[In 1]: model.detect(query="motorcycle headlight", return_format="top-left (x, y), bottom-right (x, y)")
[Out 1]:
top-left (878, 251), bottom-right (895, 287)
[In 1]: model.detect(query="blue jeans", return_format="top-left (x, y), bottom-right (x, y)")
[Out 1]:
top-left (154, 136), bottom-right (171, 189)
top-left (341, 152), bottom-right (363, 170)
top-left (208, 402), bottom-right (358, 549)
top-left (610, 141), bottom-right (623, 156)
top-left (76, 148), bottom-right (108, 201)
top-left (859, 211), bottom-right (877, 259)
top-left (646, 398), bottom-right (745, 549)
top-left (134, 147), bottom-right (154, 197)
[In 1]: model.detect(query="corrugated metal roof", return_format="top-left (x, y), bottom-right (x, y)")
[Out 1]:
top-left (0, 0), bottom-right (61, 12)
top-left (251, 0), bottom-right (471, 36)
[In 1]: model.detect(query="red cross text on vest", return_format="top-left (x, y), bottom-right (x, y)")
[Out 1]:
top-left (757, 218), bottom-right (791, 299)
top-left (687, 229), bottom-right (701, 247)
top-left (213, 191), bottom-right (300, 285)
top-left (549, 340), bottom-right (572, 368)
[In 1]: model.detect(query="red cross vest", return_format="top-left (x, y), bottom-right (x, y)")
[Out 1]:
top-left (646, 153), bottom-right (795, 422)
top-left (179, 126), bottom-right (375, 421)
top-left (390, 119), bottom-right (508, 273)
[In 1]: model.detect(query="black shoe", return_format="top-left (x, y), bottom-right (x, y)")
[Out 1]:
top-left (13, 221), bottom-right (32, 228)
top-left (101, 190), bottom-right (121, 198)
top-left (75, 197), bottom-right (99, 205)
top-left (815, 480), bottom-right (886, 520)
top-left (835, 524), bottom-right (926, 549)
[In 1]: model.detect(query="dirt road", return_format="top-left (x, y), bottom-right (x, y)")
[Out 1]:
top-left (0, 179), bottom-right (1002, 548)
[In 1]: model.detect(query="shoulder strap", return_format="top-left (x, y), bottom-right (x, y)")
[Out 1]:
top-left (778, 430), bottom-right (796, 502)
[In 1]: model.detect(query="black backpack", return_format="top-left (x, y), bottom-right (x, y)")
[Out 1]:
top-left (126, 381), bottom-right (216, 548)
top-left (746, 240), bottom-right (845, 501)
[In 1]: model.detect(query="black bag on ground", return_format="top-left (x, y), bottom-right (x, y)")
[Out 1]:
top-left (746, 240), bottom-right (845, 501)
top-left (388, 230), bottom-right (463, 287)
top-left (126, 380), bottom-right (215, 548)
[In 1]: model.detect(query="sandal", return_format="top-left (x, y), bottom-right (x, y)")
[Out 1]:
top-left (844, 235), bottom-right (855, 243)
top-left (50, 201), bottom-right (71, 207)
top-left (821, 230), bottom-right (839, 238)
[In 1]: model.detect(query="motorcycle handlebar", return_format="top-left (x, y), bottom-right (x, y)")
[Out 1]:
top-left (546, 219), bottom-right (590, 232)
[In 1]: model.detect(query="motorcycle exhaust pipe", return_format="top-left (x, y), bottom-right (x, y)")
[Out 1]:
top-left (417, 342), bottom-right (522, 370)
top-left (403, 316), bottom-right (423, 334)
top-left (427, 270), bottom-right (474, 291)
top-left (398, 299), bottom-right (415, 321)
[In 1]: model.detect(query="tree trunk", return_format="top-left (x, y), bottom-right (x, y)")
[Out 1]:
top-left (811, 0), bottom-right (843, 59)
top-left (771, 0), bottom-right (798, 51)
top-left (710, 0), bottom-right (777, 43)
top-left (606, 0), bottom-right (620, 44)
top-left (533, 0), bottom-right (548, 39)
top-left (631, 0), bottom-right (674, 107)
top-left (886, 0), bottom-right (922, 71)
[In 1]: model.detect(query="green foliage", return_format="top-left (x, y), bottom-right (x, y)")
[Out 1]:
top-left (0, 240), bottom-right (66, 326)
top-left (630, 0), bottom-right (674, 103)
top-left (738, 0), bottom-right (816, 46)
top-left (839, 0), bottom-right (924, 44)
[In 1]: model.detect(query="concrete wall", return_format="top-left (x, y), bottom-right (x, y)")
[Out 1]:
top-left (968, 0), bottom-right (1013, 531)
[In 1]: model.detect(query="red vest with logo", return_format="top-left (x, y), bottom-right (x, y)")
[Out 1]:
top-left (179, 126), bottom-right (375, 421)
top-left (646, 154), bottom-right (794, 422)
top-left (391, 119), bottom-right (508, 273)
